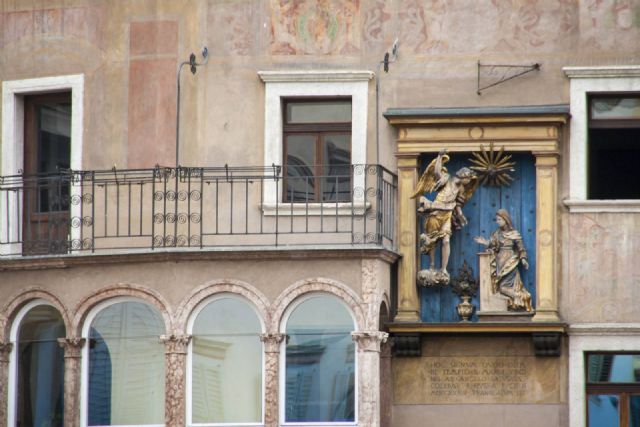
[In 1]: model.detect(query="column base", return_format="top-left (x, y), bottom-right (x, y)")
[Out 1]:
top-left (532, 309), bottom-right (560, 323)
top-left (394, 309), bottom-right (420, 323)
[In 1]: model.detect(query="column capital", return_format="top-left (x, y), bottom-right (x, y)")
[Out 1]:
top-left (352, 331), bottom-right (389, 352)
top-left (159, 334), bottom-right (192, 354)
top-left (58, 337), bottom-right (86, 358)
top-left (260, 333), bottom-right (285, 353)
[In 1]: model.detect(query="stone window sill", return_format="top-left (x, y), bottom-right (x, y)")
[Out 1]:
top-left (563, 199), bottom-right (640, 213)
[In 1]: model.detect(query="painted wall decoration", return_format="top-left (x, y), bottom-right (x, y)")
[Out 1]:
top-left (418, 153), bottom-right (536, 323)
top-left (269, 0), bottom-right (361, 55)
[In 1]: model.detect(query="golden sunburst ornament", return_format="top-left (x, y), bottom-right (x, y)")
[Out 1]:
top-left (468, 142), bottom-right (516, 187)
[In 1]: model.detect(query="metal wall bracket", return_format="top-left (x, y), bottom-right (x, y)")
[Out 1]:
top-left (393, 333), bottom-right (421, 357)
top-left (532, 332), bottom-right (562, 357)
top-left (477, 61), bottom-right (541, 95)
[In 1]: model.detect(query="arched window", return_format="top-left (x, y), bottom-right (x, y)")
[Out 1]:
top-left (9, 301), bottom-right (66, 427)
top-left (188, 295), bottom-right (263, 425)
top-left (282, 294), bottom-right (356, 424)
top-left (82, 300), bottom-right (165, 426)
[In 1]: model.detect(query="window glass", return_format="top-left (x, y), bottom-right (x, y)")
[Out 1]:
top-left (285, 295), bottom-right (355, 423)
top-left (322, 134), bottom-right (351, 202)
top-left (17, 305), bottom-right (66, 427)
top-left (588, 354), bottom-right (640, 383)
top-left (191, 297), bottom-right (262, 424)
top-left (631, 396), bottom-right (640, 426)
top-left (592, 97), bottom-right (640, 120)
top-left (286, 101), bottom-right (351, 124)
top-left (88, 301), bottom-right (165, 426)
top-left (589, 395), bottom-right (620, 427)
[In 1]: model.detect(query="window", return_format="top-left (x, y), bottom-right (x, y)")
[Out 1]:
top-left (564, 66), bottom-right (640, 208)
top-left (23, 92), bottom-right (72, 254)
top-left (188, 296), bottom-right (263, 425)
top-left (8, 302), bottom-right (66, 427)
top-left (587, 95), bottom-right (640, 199)
top-left (1, 75), bottom-right (84, 255)
top-left (258, 70), bottom-right (372, 213)
top-left (82, 300), bottom-right (165, 426)
top-left (586, 353), bottom-right (640, 427)
top-left (284, 98), bottom-right (352, 202)
top-left (282, 295), bottom-right (356, 424)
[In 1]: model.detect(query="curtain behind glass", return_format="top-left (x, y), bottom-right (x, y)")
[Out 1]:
top-left (17, 305), bottom-right (66, 427)
top-left (88, 302), bottom-right (165, 426)
top-left (192, 297), bottom-right (262, 423)
top-left (285, 296), bottom-right (355, 423)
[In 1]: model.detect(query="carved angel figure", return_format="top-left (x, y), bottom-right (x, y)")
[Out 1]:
top-left (412, 149), bottom-right (479, 285)
top-left (474, 209), bottom-right (533, 312)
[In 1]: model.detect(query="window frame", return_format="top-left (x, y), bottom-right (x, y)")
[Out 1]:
top-left (258, 70), bottom-right (372, 216)
top-left (585, 351), bottom-right (640, 427)
top-left (185, 294), bottom-right (266, 427)
top-left (278, 293), bottom-right (358, 427)
top-left (282, 97), bottom-right (352, 203)
top-left (568, 327), bottom-right (640, 427)
top-left (1, 75), bottom-right (84, 255)
top-left (563, 66), bottom-right (640, 211)
top-left (7, 299), bottom-right (65, 427)
top-left (80, 297), bottom-right (166, 427)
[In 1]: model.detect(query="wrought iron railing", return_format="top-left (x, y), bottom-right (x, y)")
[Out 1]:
top-left (0, 165), bottom-right (396, 256)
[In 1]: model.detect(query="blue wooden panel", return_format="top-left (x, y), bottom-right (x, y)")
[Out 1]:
top-left (418, 153), bottom-right (537, 322)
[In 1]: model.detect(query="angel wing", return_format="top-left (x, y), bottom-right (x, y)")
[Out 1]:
top-left (410, 154), bottom-right (450, 199)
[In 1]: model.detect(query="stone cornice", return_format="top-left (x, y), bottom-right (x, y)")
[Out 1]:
top-left (0, 247), bottom-right (400, 271)
top-left (563, 65), bottom-right (640, 78)
top-left (258, 70), bottom-right (374, 83)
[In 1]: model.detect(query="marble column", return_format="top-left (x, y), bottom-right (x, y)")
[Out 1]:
top-left (379, 339), bottom-right (393, 427)
top-left (0, 342), bottom-right (13, 427)
top-left (58, 337), bottom-right (86, 427)
top-left (160, 334), bottom-right (191, 427)
top-left (260, 333), bottom-right (285, 427)
top-left (352, 331), bottom-right (389, 427)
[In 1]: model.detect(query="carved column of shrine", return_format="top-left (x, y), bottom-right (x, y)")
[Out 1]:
top-left (58, 337), bottom-right (85, 427)
top-left (0, 342), bottom-right (13, 427)
top-left (160, 334), bottom-right (191, 427)
top-left (260, 333), bottom-right (285, 427)
top-left (532, 153), bottom-right (560, 322)
top-left (395, 156), bottom-right (421, 322)
top-left (352, 331), bottom-right (389, 427)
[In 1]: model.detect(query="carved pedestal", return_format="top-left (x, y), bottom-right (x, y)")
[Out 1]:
top-left (160, 334), bottom-right (191, 427)
top-left (58, 337), bottom-right (85, 427)
top-left (0, 342), bottom-right (13, 427)
top-left (260, 333), bottom-right (285, 427)
top-left (353, 331), bottom-right (388, 427)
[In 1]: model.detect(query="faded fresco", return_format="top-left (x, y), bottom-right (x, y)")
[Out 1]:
top-left (362, 0), bottom-right (392, 51)
top-left (0, 6), bottom-right (105, 48)
top-left (269, 0), bottom-right (361, 55)
top-left (567, 214), bottom-right (640, 323)
top-left (207, 0), bottom-right (259, 56)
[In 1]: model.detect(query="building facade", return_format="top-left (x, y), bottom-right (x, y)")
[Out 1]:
top-left (1, 1), bottom-right (639, 427)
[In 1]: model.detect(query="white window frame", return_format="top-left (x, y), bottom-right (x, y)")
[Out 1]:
top-left (258, 70), bottom-right (373, 216)
top-left (80, 297), bottom-right (165, 427)
top-left (568, 324), bottom-right (640, 427)
top-left (186, 294), bottom-right (266, 427)
top-left (563, 66), bottom-right (640, 212)
top-left (1, 74), bottom-right (84, 255)
top-left (279, 293), bottom-right (358, 427)
top-left (7, 299), bottom-right (61, 427)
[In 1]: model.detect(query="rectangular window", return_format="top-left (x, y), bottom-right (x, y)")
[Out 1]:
top-left (283, 98), bottom-right (352, 203)
top-left (586, 353), bottom-right (640, 427)
top-left (23, 92), bottom-right (72, 254)
top-left (588, 94), bottom-right (640, 200)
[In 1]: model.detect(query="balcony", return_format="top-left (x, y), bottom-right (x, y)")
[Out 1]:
top-left (0, 165), bottom-right (397, 258)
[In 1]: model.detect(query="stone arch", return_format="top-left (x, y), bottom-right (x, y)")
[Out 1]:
top-left (175, 279), bottom-right (271, 334)
top-left (2, 287), bottom-right (72, 342)
top-left (72, 284), bottom-right (172, 337)
top-left (271, 278), bottom-right (365, 333)
top-left (379, 298), bottom-right (390, 331)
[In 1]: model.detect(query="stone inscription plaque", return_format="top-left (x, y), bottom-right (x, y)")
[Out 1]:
top-left (394, 355), bottom-right (560, 404)
top-left (427, 358), bottom-right (527, 399)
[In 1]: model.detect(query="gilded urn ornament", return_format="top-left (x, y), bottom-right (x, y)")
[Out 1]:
top-left (451, 261), bottom-right (478, 322)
